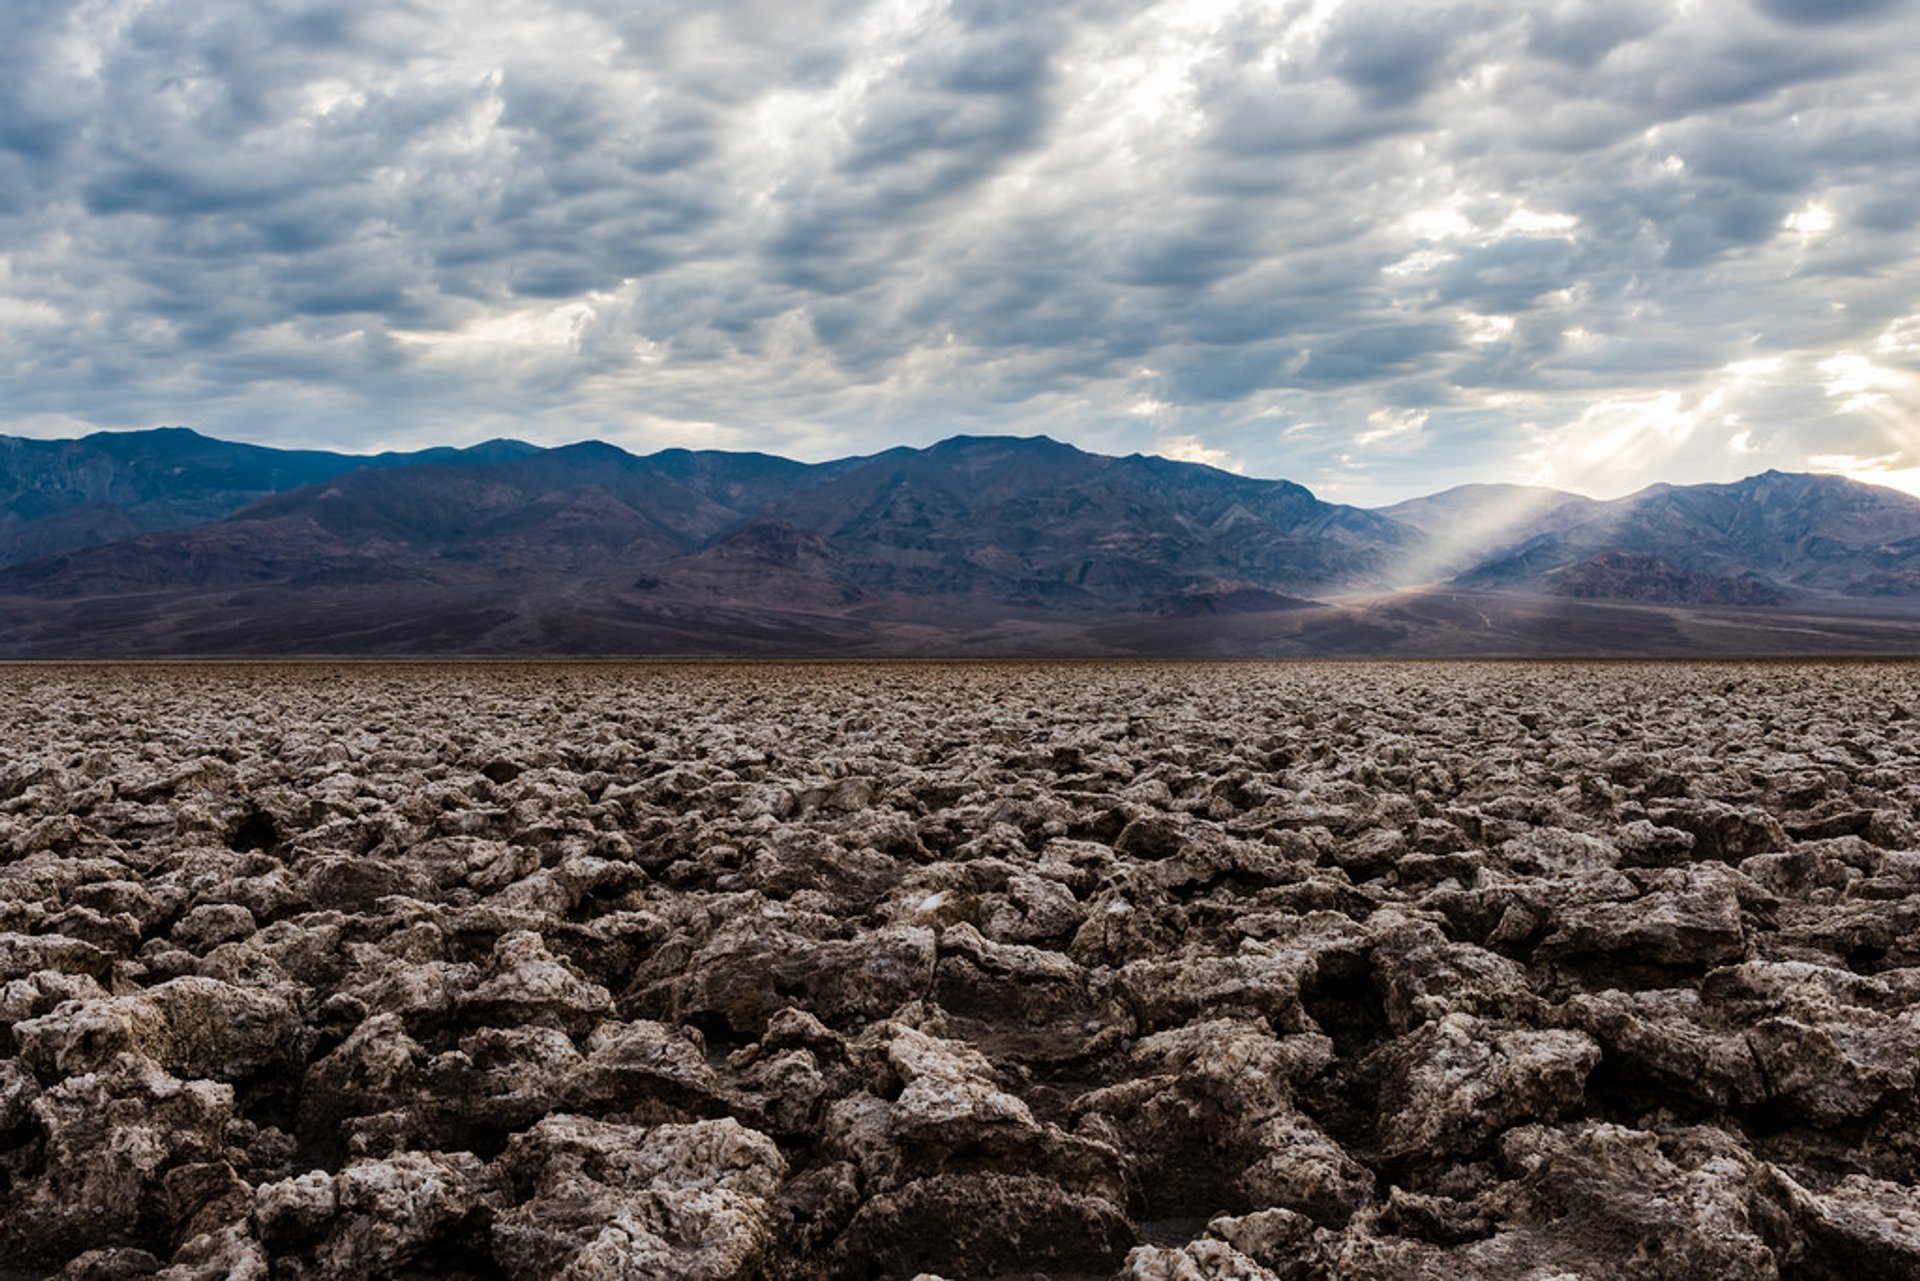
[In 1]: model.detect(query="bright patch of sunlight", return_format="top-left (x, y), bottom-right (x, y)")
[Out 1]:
top-left (1504, 208), bottom-right (1578, 237)
top-left (1355, 409), bottom-right (1427, 447)
top-left (1462, 313), bottom-right (1516, 344)
top-left (1784, 203), bottom-right (1835, 237)
top-left (394, 296), bottom-right (610, 363)
top-left (1808, 453), bottom-right (1920, 499)
top-left (1155, 433), bottom-right (1244, 472)
top-left (1407, 204), bottom-right (1476, 241)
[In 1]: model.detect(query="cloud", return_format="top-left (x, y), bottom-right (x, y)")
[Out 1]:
top-left (0, 0), bottom-right (1916, 502)
top-left (1525, 0), bottom-right (1669, 68)
top-left (1754, 0), bottom-right (1910, 26)
top-left (1319, 2), bottom-right (1498, 110)
top-left (1154, 432), bottom-right (1244, 473)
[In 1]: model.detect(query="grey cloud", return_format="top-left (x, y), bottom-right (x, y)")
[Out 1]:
top-left (1853, 191), bottom-right (1920, 232)
top-left (586, 1), bottom-right (866, 98)
top-left (932, 28), bottom-right (1058, 95)
top-left (1201, 83), bottom-right (1423, 160)
top-left (83, 160), bottom-right (306, 219)
top-left (1168, 345), bottom-right (1305, 403)
top-left (839, 95), bottom-right (1041, 181)
top-left (1118, 221), bottom-right (1260, 290)
top-left (757, 9), bottom-right (1067, 310)
top-left (0, 4), bottom-right (88, 167)
top-left (1645, 37), bottom-right (1863, 115)
top-left (2, 0), bottom-right (1919, 503)
top-left (1558, 335), bottom-right (1738, 378)
top-left (1679, 128), bottom-right (1823, 195)
top-left (266, 253), bottom-right (414, 318)
top-left (1377, 379), bottom-right (1463, 410)
top-left (1319, 3), bottom-right (1494, 110)
top-left (1183, 300), bottom-right (1325, 349)
top-left (1295, 323), bottom-right (1460, 385)
top-left (1663, 190), bottom-right (1794, 265)
top-left (1754, 0), bottom-right (1909, 24)
top-left (1432, 238), bottom-right (1585, 313)
top-left (1525, 0), bottom-right (1669, 68)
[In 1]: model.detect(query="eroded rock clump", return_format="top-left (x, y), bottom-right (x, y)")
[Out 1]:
top-left (3, 660), bottom-right (1920, 1279)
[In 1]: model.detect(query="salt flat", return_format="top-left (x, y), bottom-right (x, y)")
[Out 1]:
top-left (3, 661), bottom-right (1919, 1278)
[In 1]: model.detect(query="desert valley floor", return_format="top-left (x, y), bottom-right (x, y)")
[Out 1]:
top-left (4, 660), bottom-right (1920, 1279)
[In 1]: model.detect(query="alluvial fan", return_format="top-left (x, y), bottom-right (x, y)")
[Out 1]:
top-left (2, 660), bottom-right (1920, 1279)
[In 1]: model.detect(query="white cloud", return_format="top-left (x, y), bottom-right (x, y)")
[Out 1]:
top-left (1154, 432), bottom-right (1244, 472)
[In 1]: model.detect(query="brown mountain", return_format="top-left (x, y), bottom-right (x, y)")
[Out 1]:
top-left (1456, 470), bottom-right (1920, 600)
top-left (6, 432), bottom-right (1920, 656)
top-left (1541, 550), bottom-right (1789, 606)
top-left (732, 435), bottom-right (1415, 605)
top-left (0, 427), bottom-right (538, 566)
top-left (1372, 482), bottom-right (1606, 582)
top-left (0, 435), bottom-right (1420, 655)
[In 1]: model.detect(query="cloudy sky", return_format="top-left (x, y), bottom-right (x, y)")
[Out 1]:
top-left (3, 0), bottom-right (1918, 503)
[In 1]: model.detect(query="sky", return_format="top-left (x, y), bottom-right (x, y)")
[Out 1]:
top-left (2, 0), bottom-right (1918, 505)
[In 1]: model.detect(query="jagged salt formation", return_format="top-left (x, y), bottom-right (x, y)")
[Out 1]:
top-left (2, 661), bottom-right (1920, 1279)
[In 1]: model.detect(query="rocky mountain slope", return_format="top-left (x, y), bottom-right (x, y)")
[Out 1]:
top-left (0, 435), bottom-right (1416, 655)
top-left (0, 428), bottom-right (539, 567)
top-left (749, 436), bottom-right (1415, 603)
top-left (6, 430), bottom-right (1920, 655)
top-left (1373, 483), bottom-right (1605, 579)
top-left (1456, 471), bottom-right (1920, 601)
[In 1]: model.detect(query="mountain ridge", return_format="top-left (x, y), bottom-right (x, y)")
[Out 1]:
top-left (5, 427), bottom-right (1920, 656)
top-left (0, 427), bottom-right (544, 567)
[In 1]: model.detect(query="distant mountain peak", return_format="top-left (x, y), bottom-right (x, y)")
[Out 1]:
top-left (550, 439), bottom-right (634, 460)
top-left (9, 426), bottom-right (1920, 655)
top-left (928, 432), bottom-right (1069, 449)
top-left (459, 437), bottom-right (541, 457)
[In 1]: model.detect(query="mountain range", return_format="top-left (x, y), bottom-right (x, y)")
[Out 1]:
top-left (5, 427), bottom-right (1920, 657)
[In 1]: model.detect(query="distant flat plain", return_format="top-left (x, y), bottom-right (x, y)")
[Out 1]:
top-left (11, 586), bottom-right (1920, 659)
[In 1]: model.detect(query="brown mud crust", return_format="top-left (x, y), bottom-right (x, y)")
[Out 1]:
top-left (3, 660), bottom-right (1920, 1279)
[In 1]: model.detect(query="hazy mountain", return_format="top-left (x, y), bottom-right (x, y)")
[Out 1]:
top-left (1372, 483), bottom-right (1605, 581)
top-left (0, 433), bottom-right (1412, 653)
top-left (0, 433), bottom-right (1407, 597)
top-left (1531, 550), bottom-right (1789, 606)
top-left (0, 441), bottom-right (857, 600)
top-left (1455, 470), bottom-right (1920, 600)
top-left (6, 430), bottom-right (1920, 656)
top-left (0, 427), bottom-right (539, 566)
top-left (734, 435), bottom-right (1414, 606)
